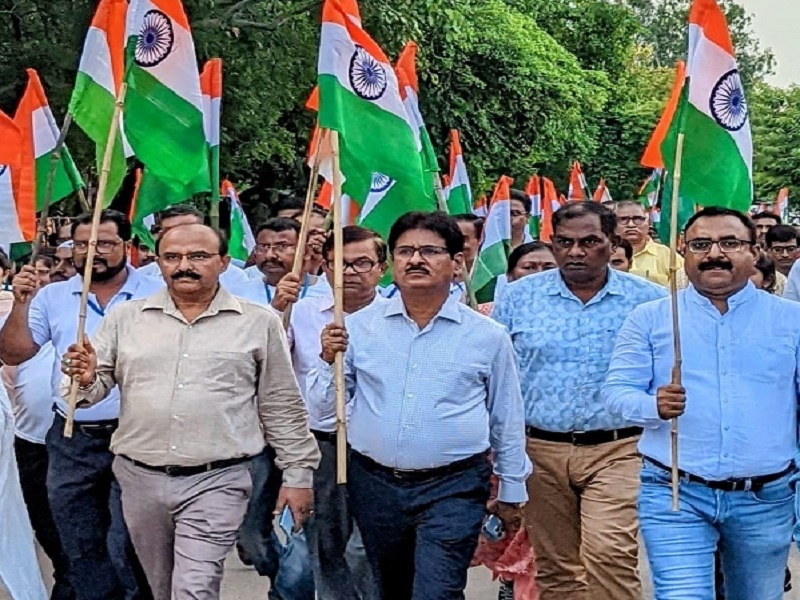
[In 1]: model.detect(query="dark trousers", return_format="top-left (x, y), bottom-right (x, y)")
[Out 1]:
top-left (348, 452), bottom-right (491, 600)
top-left (14, 436), bottom-right (75, 600)
top-left (46, 414), bottom-right (151, 600)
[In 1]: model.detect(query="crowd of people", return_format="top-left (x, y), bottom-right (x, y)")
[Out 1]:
top-left (1, 192), bottom-right (799, 600)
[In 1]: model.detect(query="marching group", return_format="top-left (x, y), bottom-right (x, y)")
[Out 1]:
top-left (1, 193), bottom-right (800, 600)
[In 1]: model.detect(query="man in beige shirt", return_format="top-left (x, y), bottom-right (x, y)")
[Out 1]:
top-left (615, 201), bottom-right (683, 286)
top-left (62, 223), bottom-right (320, 600)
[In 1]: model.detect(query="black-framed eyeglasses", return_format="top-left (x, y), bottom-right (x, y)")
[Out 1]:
top-left (618, 216), bottom-right (647, 226)
top-left (685, 239), bottom-right (754, 254)
top-left (324, 258), bottom-right (378, 273)
top-left (159, 252), bottom-right (221, 264)
top-left (768, 245), bottom-right (798, 256)
top-left (72, 240), bottom-right (123, 255)
top-left (392, 245), bottom-right (450, 260)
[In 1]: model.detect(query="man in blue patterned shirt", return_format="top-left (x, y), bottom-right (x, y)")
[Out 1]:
top-left (309, 211), bottom-right (530, 600)
top-left (494, 202), bottom-right (666, 600)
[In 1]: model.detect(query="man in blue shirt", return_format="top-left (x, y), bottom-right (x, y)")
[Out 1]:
top-left (0, 210), bottom-right (159, 600)
top-left (310, 211), bottom-right (530, 600)
top-left (604, 206), bottom-right (800, 600)
top-left (493, 201), bottom-right (666, 600)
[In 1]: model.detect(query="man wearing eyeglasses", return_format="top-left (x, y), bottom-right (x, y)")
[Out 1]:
top-left (494, 202), bottom-right (666, 600)
top-left (615, 201), bottom-right (681, 286)
top-left (764, 224), bottom-right (799, 279)
top-left (310, 211), bottom-right (530, 599)
top-left (0, 209), bottom-right (161, 600)
top-left (59, 223), bottom-right (320, 600)
top-left (604, 206), bottom-right (800, 599)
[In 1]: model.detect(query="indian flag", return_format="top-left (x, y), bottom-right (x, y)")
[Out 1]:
top-left (540, 177), bottom-right (564, 242)
top-left (317, 0), bottom-right (434, 239)
top-left (69, 0), bottom-right (130, 204)
top-left (593, 178), bottom-right (613, 203)
top-left (775, 188), bottom-right (789, 220)
top-left (14, 69), bottom-right (84, 212)
top-left (128, 168), bottom-right (156, 249)
top-left (567, 161), bottom-right (587, 202)
top-left (661, 0), bottom-right (752, 214)
top-left (222, 180), bottom-right (255, 261)
top-left (525, 175), bottom-right (542, 238)
top-left (638, 169), bottom-right (662, 208)
top-left (444, 130), bottom-right (472, 215)
top-left (124, 0), bottom-right (210, 201)
top-left (0, 110), bottom-right (33, 250)
top-left (473, 194), bottom-right (488, 218)
top-left (472, 175), bottom-right (513, 303)
top-left (201, 58), bottom-right (222, 203)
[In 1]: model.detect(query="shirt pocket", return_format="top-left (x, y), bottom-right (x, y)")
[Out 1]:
top-left (188, 351), bottom-right (255, 394)
top-left (430, 361), bottom-right (487, 410)
top-left (735, 335), bottom-right (796, 384)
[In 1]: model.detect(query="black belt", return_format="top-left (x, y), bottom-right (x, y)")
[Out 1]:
top-left (353, 450), bottom-right (488, 482)
top-left (526, 426), bottom-right (642, 446)
top-left (644, 457), bottom-right (794, 492)
top-left (53, 411), bottom-right (118, 434)
top-left (311, 429), bottom-right (337, 444)
top-left (121, 455), bottom-right (252, 477)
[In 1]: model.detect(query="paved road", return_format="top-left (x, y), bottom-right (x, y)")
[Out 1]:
top-left (6, 543), bottom-right (800, 599)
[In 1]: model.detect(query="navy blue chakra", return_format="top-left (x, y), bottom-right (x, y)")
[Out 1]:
top-left (0, 165), bottom-right (7, 177)
top-left (370, 172), bottom-right (393, 193)
top-left (135, 9), bottom-right (174, 68)
top-left (709, 69), bottom-right (748, 132)
top-left (349, 45), bottom-right (388, 101)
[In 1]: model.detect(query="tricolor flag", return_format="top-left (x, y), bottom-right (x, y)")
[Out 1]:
top-left (774, 188), bottom-right (789, 220)
top-left (314, 179), bottom-right (359, 225)
top-left (124, 0), bottom-right (210, 203)
top-left (642, 62), bottom-right (686, 170)
top-left (317, 0), bottom-right (434, 239)
top-left (593, 178), bottom-right (613, 203)
top-left (69, 0), bottom-right (130, 203)
top-left (14, 70), bottom-right (84, 213)
top-left (472, 175), bottom-right (513, 303)
top-left (201, 59), bottom-right (222, 204)
top-left (473, 194), bottom-right (488, 218)
top-left (222, 180), bottom-right (255, 261)
top-left (444, 130), bottom-right (472, 215)
top-left (539, 177), bottom-right (563, 242)
top-left (567, 161), bottom-right (588, 202)
top-left (638, 169), bottom-right (663, 208)
top-left (661, 0), bottom-right (752, 221)
top-left (525, 175), bottom-right (542, 239)
top-left (0, 110), bottom-right (33, 250)
top-left (128, 168), bottom-right (156, 249)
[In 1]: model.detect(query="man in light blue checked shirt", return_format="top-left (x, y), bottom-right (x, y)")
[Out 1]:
top-left (308, 211), bottom-right (530, 600)
top-left (493, 201), bottom-right (666, 600)
top-left (604, 207), bottom-right (800, 600)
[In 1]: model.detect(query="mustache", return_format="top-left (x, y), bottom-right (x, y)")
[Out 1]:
top-left (170, 270), bottom-right (202, 280)
top-left (405, 266), bottom-right (430, 274)
top-left (698, 259), bottom-right (733, 271)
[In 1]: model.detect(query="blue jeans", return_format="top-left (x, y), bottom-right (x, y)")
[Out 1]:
top-left (236, 447), bottom-right (314, 600)
top-left (46, 414), bottom-right (151, 600)
top-left (639, 460), bottom-right (794, 600)
top-left (348, 452), bottom-right (491, 600)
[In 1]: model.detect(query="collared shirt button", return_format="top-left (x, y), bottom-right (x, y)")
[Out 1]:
top-left (407, 393), bottom-right (414, 398)
top-left (171, 445), bottom-right (177, 450)
top-left (173, 415), bottom-right (178, 420)
top-left (182, 353), bottom-right (189, 358)
top-left (177, 384), bottom-right (184, 389)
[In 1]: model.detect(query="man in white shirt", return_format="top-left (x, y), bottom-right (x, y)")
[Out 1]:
top-left (289, 226), bottom-right (384, 600)
top-left (138, 205), bottom-right (248, 289)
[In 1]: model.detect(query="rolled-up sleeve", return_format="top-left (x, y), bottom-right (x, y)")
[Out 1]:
top-left (60, 309), bottom-right (118, 407)
top-left (602, 308), bottom-right (663, 428)
top-left (487, 332), bottom-right (532, 503)
top-left (257, 314), bottom-right (320, 488)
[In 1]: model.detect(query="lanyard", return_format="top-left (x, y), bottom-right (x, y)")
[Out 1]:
top-left (86, 291), bottom-right (133, 318)
top-left (265, 276), bottom-right (310, 303)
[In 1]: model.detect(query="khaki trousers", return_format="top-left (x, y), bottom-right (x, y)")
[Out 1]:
top-left (113, 456), bottom-right (252, 600)
top-left (524, 436), bottom-right (641, 600)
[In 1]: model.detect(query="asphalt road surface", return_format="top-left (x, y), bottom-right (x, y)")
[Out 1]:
top-left (5, 543), bottom-right (800, 599)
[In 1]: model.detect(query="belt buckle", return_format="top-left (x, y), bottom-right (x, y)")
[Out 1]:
top-left (740, 478), bottom-right (753, 492)
top-left (164, 465), bottom-right (180, 477)
top-left (571, 431), bottom-right (586, 445)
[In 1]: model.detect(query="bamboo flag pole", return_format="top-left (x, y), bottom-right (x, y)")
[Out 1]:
top-left (32, 113), bottom-right (75, 263)
top-left (667, 131), bottom-right (686, 511)
top-left (282, 129), bottom-right (324, 330)
top-left (64, 84), bottom-right (127, 438)
top-left (330, 130), bottom-right (348, 484)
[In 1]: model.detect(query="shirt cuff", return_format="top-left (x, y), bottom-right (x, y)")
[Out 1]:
top-left (282, 467), bottom-right (314, 489)
top-left (497, 479), bottom-right (528, 504)
top-left (641, 394), bottom-right (662, 424)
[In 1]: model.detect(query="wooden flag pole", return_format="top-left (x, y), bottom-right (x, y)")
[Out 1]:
top-left (64, 84), bottom-right (127, 438)
top-left (667, 131), bottom-right (686, 511)
top-left (282, 129), bottom-right (324, 330)
top-left (32, 113), bottom-right (75, 263)
top-left (330, 130), bottom-right (348, 484)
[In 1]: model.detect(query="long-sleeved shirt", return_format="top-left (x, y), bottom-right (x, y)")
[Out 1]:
top-left (603, 283), bottom-right (800, 480)
top-left (28, 266), bottom-right (163, 421)
top-left (784, 259), bottom-right (800, 302)
top-left (307, 294), bottom-right (531, 503)
top-left (493, 268), bottom-right (667, 432)
top-left (63, 287), bottom-right (320, 487)
top-left (286, 293), bottom-right (385, 433)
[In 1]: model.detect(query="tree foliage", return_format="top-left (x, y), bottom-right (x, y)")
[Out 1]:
top-left (0, 0), bottom-right (790, 218)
